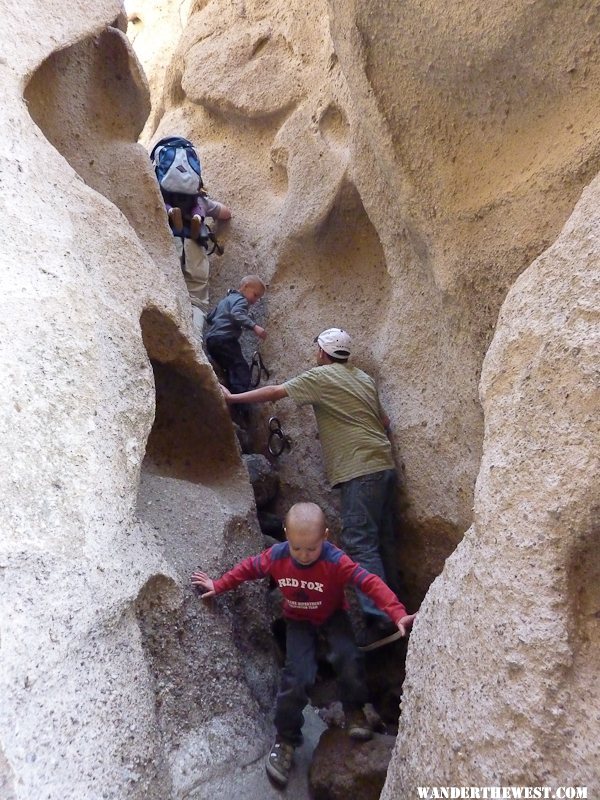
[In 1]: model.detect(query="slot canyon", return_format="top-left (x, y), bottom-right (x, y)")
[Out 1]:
top-left (1, 1), bottom-right (598, 798)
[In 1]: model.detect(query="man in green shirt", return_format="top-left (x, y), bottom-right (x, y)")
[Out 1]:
top-left (221, 328), bottom-right (405, 650)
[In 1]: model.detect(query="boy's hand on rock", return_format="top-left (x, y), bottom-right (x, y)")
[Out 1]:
top-left (254, 325), bottom-right (267, 340)
top-left (397, 613), bottom-right (417, 637)
top-left (191, 571), bottom-right (216, 599)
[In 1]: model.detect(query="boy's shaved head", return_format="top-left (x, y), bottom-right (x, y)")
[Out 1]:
top-left (239, 274), bottom-right (265, 292)
top-left (285, 503), bottom-right (328, 565)
top-left (285, 502), bottom-right (327, 537)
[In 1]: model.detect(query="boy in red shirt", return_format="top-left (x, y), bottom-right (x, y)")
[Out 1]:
top-left (191, 502), bottom-right (415, 787)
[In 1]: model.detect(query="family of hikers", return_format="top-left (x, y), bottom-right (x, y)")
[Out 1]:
top-left (152, 135), bottom-right (415, 788)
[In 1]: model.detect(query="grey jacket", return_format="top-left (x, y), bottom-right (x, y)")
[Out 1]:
top-left (205, 289), bottom-right (255, 341)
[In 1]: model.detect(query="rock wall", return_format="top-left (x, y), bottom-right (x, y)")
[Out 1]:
top-left (137, 0), bottom-right (600, 606)
top-left (383, 172), bottom-right (600, 798)
top-left (0, 2), bottom-right (278, 798)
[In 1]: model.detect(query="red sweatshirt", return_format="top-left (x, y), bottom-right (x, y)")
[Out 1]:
top-left (213, 540), bottom-right (407, 626)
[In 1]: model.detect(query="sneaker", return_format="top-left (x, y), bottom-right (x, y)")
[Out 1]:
top-left (265, 738), bottom-right (295, 786)
top-left (357, 621), bottom-right (403, 652)
top-left (190, 213), bottom-right (202, 240)
top-left (168, 206), bottom-right (183, 233)
top-left (346, 708), bottom-right (373, 741)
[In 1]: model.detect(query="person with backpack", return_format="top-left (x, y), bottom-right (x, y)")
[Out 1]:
top-left (150, 136), bottom-right (231, 332)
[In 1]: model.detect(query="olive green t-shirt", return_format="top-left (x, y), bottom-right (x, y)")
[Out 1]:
top-left (283, 363), bottom-right (394, 486)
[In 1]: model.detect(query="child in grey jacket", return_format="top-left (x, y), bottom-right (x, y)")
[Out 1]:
top-left (204, 275), bottom-right (266, 398)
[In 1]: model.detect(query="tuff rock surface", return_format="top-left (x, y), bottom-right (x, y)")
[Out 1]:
top-left (382, 174), bottom-right (600, 798)
top-left (1, 0), bottom-right (599, 797)
top-left (135, 0), bottom-right (600, 793)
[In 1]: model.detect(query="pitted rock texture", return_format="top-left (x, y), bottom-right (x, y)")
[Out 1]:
top-left (382, 177), bottom-right (600, 797)
top-left (0, 2), bottom-right (279, 798)
top-left (135, 0), bottom-right (600, 608)
top-left (2, 0), bottom-right (599, 797)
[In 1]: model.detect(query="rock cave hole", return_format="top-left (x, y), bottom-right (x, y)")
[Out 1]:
top-left (134, 309), bottom-right (273, 777)
top-left (251, 35), bottom-right (271, 59)
top-left (567, 518), bottom-right (600, 705)
top-left (139, 306), bottom-right (238, 486)
top-left (271, 176), bottom-right (390, 385)
top-left (269, 143), bottom-right (290, 196)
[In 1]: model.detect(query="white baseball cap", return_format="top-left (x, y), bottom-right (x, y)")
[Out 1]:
top-left (315, 328), bottom-right (352, 359)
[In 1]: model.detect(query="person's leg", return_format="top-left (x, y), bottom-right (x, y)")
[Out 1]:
top-left (213, 338), bottom-right (251, 423)
top-left (377, 469), bottom-right (403, 598)
top-left (191, 304), bottom-right (206, 335)
top-left (323, 610), bottom-right (368, 708)
top-left (190, 201), bottom-right (203, 240)
top-left (165, 201), bottom-right (183, 233)
top-left (205, 337), bottom-right (230, 376)
top-left (273, 620), bottom-right (318, 746)
top-left (323, 610), bottom-right (372, 740)
top-left (205, 337), bottom-right (248, 389)
top-left (340, 468), bottom-right (398, 624)
top-left (175, 238), bottom-right (210, 324)
top-left (225, 339), bottom-right (251, 395)
top-left (206, 338), bottom-right (248, 426)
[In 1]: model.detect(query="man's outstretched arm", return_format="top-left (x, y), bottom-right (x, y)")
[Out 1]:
top-left (220, 384), bottom-right (288, 404)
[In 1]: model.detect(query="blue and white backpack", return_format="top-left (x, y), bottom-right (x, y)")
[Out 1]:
top-left (150, 136), bottom-right (202, 195)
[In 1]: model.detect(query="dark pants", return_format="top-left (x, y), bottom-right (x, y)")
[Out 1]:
top-left (339, 468), bottom-right (400, 624)
top-left (205, 336), bottom-right (250, 394)
top-left (275, 611), bottom-right (368, 746)
top-left (205, 336), bottom-right (252, 424)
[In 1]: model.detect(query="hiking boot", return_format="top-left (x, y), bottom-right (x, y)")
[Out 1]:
top-left (168, 206), bottom-right (183, 233)
top-left (190, 213), bottom-right (202, 240)
top-left (357, 620), bottom-right (403, 652)
top-left (346, 708), bottom-right (373, 741)
top-left (265, 738), bottom-right (295, 786)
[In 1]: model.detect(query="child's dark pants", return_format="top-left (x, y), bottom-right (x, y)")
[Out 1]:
top-left (275, 610), bottom-right (368, 746)
top-left (205, 336), bottom-right (250, 394)
top-left (205, 336), bottom-right (252, 423)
